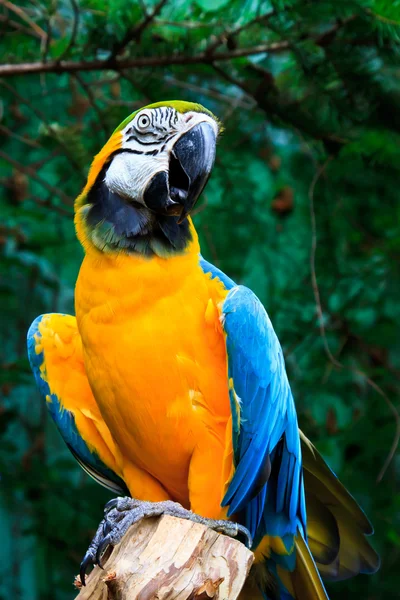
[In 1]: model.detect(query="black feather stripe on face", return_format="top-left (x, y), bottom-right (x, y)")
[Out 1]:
top-left (125, 132), bottom-right (175, 146)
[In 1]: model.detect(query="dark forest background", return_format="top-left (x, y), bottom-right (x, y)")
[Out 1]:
top-left (1, 1), bottom-right (400, 598)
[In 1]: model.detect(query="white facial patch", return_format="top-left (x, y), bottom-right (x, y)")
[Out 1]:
top-left (105, 152), bottom-right (169, 202)
top-left (104, 106), bottom-right (219, 203)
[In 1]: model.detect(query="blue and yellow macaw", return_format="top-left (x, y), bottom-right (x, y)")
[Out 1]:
top-left (27, 101), bottom-right (379, 599)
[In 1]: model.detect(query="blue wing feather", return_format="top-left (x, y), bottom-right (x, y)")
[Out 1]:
top-left (196, 264), bottom-right (306, 561)
top-left (198, 255), bottom-right (307, 548)
top-left (199, 256), bottom-right (236, 290)
top-left (27, 315), bottom-right (128, 495)
top-left (219, 285), bottom-right (305, 540)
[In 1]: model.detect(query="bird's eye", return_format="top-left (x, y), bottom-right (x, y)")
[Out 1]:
top-left (136, 113), bottom-right (151, 131)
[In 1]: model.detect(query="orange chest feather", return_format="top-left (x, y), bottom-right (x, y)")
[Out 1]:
top-left (74, 246), bottom-right (231, 488)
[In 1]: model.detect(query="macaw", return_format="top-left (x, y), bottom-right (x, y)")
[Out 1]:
top-left (27, 101), bottom-right (379, 599)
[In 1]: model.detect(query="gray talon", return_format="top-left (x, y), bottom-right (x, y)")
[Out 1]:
top-left (236, 524), bottom-right (253, 548)
top-left (102, 519), bottom-right (112, 536)
top-left (104, 498), bottom-right (119, 512)
top-left (96, 535), bottom-right (111, 567)
top-left (80, 552), bottom-right (94, 586)
top-left (80, 496), bottom-right (253, 586)
top-left (79, 517), bottom-right (108, 585)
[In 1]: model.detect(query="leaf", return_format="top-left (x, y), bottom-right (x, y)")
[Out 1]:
top-left (195, 0), bottom-right (231, 12)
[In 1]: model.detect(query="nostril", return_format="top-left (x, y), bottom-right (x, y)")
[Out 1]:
top-left (184, 113), bottom-right (193, 123)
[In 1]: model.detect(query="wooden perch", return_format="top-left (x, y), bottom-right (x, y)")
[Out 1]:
top-left (74, 515), bottom-right (254, 600)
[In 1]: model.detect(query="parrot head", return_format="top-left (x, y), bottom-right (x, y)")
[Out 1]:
top-left (75, 101), bottom-right (220, 257)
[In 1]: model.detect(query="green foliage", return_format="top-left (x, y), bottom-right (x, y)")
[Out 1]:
top-left (1, 1), bottom-right (400, 598)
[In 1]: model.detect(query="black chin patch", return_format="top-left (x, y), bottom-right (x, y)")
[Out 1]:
top-left (158, 215), bottom-right (190, 250)
top-left (87, 187), bottom-right (151, 238)
top-left (85, 164), bottom-right (152, 238)
top-left (84, 162), bottom-right (192, 256)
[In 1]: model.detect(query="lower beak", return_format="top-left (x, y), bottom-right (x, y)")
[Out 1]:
top-left (143, 122), bottom-right (217, 222)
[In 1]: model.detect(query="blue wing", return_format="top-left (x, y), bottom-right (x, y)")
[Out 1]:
top-left (199, 256), bottom-right (236, 290)
top-left (199, 255), bottom-right (306, 544)
top-left (219, 285), bottom-right (306, 545)
top-left (27, 314), bottom-right (128, 495)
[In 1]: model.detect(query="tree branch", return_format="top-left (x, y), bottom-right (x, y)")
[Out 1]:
top-left (0, 124), bottom-right (43, 148)
top-left (0, 0), bottom-right (46, 39)
top-left (205, 9), bottom-right (275, 55)
top-left (0, 13), bottom-right (41, 38)
top-left (73, 73), bottom-right (108, 138)
top-left (111, 0), bottom-right (169, 59)
top-left (0, 150), bottom-right (74, 206)
top-left (56, 0), bottom-right (79, 62)
top-left (0, 41), bottom-right (290, 77)
top-left (308, 157), bottom-right (400, 483)
top-left (0, 79), bottom-right (87, 177)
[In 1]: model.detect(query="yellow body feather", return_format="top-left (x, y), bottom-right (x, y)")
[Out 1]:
top-left (74, 218), bottom-right (233, 517)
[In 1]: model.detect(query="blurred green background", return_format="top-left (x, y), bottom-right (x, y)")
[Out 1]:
top-left (1, 1), bottom-right (400, 598)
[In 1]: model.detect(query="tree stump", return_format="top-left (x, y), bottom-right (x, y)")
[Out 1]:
top-left (74, 515), bottom-right (254, 600)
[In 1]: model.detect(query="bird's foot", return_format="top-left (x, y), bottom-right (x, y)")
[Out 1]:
top-left (80, 497), bottom-right (252, 585)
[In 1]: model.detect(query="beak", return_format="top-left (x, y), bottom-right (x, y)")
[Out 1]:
top-left (143, 122), bottom-right (217, 222)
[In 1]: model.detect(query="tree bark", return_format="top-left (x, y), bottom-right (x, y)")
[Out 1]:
top-left (74, 515), bottom-right (254, 600)
top-left (0, 42), bottom-right (289, 77)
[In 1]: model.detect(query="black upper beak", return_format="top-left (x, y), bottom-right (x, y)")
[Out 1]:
top-left (143, 122), bottom-right (217, 222)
